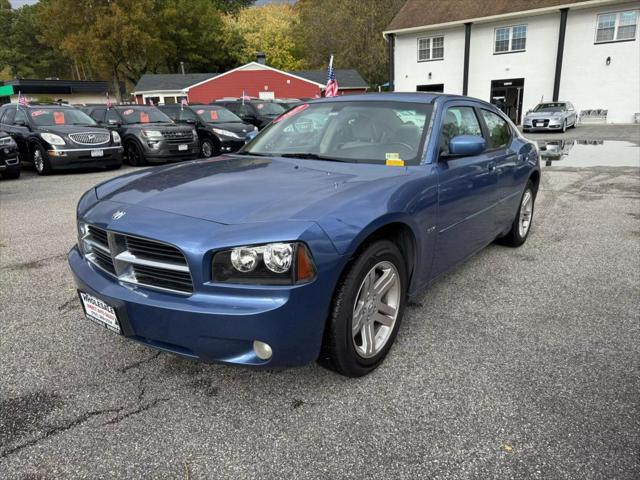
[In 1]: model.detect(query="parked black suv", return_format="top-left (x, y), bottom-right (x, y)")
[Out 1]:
top-left (82, 105), bottom-right (198, 165)
top-left (210, 99), bottom-right (286, 130)
top-left (0, 104), bottom-right (123, 175)
top-left (158, 104), bottom-right (257, 157)
top-left (0, 130), bottom-right (20, 179)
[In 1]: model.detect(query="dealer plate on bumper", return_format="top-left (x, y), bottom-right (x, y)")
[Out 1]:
top-left (178, 144), bottom-right (188, 151)
top-left (79, 291), bottom-right (121, 334)
top-left (91, 149), bottom-right (104, 157)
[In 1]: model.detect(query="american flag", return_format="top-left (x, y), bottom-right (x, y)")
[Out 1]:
top-left (180, 97), bottom-right (188, 110)
top-left (106, 92), bottom-right (112, 109)
top-left (325, 55), bottom-right (338, 97)
top-left (17, 91), bottom-right (29, 107)
top-left (148, 98), bottom-right (154, 106)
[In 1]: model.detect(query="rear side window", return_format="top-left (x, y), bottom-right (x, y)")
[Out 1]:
top-left (439, 106), bottom-right (482, 154)
top-left (14, 109), bottom-right (28, 125)
top-left (106, 109), bottom-right (120, 124)
top-left (480, 110), bottom-right (511, 149)
top-left (90, 108), bottom-right (106, 123)
top-left (1, 108), bottom-right (15, 125)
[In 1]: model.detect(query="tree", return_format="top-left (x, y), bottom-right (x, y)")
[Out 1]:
top-left (215, 0), bottom-right (256, 14)
top-left (0, 1), bottom-right (70, 79)
top-left (223, 3), bottom-right (304, 71)
top-left (294, 0), bottom-right (406, 86)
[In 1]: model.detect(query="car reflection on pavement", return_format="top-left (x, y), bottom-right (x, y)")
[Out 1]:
top-left (537, 139), bottom-right (640, 168)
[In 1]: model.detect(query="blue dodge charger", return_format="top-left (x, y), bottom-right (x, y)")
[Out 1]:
top-left (68, 93), bottom-right (540, 377)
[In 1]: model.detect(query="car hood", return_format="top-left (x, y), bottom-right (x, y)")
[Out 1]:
top-left (37, 125), bottom-right (110, 134)
top-left (97, 155), bottom-right (410, 225)
top-left (527, 111), bottom-right (563, 117)
top-left (206, 122), bottom-right (255, 134)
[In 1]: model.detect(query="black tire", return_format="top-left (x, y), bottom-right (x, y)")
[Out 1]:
top-left (497, 180), bottom-right (536, 247)
top-left (32, 143), bottom-right (52, 175)
top-left (200, 138), bottom-right (217, 158)
top-left (319, 239), bottom-right (407, 377)
top-left (125, 141), bottom-right (145, 166)
top-left (1, 166), bottom-right (20, 179)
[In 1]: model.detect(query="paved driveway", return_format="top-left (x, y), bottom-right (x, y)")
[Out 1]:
top-left (1, 128), bottom-right (639, 479)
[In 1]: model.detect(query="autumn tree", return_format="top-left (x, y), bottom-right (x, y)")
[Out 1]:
top-left (223, 3), bottom-right (304, 71)
top-left (294, 0), bottom-right (406, 86)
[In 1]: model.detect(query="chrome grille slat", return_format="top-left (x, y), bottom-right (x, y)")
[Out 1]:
top-left (69, 132), bottom-right (111, 145)
top-left (82, 225), bottom-right (193, 295)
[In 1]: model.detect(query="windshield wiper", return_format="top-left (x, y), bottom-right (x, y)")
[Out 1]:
top-left (279, 153), bottom-right (346, 162)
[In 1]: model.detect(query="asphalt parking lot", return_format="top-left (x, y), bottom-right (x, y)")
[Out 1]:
top-left (1, 127), bottom-right (639, 479)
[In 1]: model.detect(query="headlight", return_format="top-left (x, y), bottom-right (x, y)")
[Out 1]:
top-left (0, 136), bottom-right (16, 147)
top-left (253, 126), bottom-right (258, 131)
top-left (212, 242), bottom-right (315, 284)
top-left (77, 221), bottom-right (88, 253)
top-left (141, 129), bottom-right (163, 139)
top-left (112, 131), bottom-right (121, 143)
top-left (40, 133), bottom-right (65, 145)
top-left (212, 128), bottom-right (242, 139)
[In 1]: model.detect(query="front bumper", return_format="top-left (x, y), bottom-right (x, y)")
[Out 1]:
top-left (68, 241), bottom-right (337, 368)
top-left (142, 139), bottom-right (199, 162)
top-left (0, 152), bottom-right (19, 171)
top-left (523, 118), bottom-right (564, 131)
top-left (48, 146), bottom-right (123, 169)
top-left (219, 138), bottom-right (245, 153)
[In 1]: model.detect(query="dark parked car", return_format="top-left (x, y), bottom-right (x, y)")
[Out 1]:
top-left (211, 99), bottom-right (286, 130)
top-left (69, 93), bottom-right (540, 377)
top-left (82, 105), bottom-right (198, 165)
top-left (0, 104), bottom-right (123, 175)
top-left (0, 130), bottom-right (20, 179)
top-left (158, 104), bottom-right (257, 157)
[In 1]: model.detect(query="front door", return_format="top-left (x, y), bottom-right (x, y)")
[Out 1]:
top-left (432, 103), bottom-right (499, 276)
top-left (490, 78), bottom-right (524, 124)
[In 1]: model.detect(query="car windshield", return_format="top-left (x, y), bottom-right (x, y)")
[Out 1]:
top-left (533, 103), bottom-right (566, 112)
top-left (193, 106), bottom-right (242, 123)
top-left (253, 102), bottom-right (286, 116)
top-left (116, 107), bottom-right (172, 124)
top-left (243, 101), bottom-right (433, 165)
top-left (28, 108), bottom-right (97, 126)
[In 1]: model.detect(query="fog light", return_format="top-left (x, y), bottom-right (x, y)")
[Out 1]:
top-left (253, 340), bottom-right (272, 360)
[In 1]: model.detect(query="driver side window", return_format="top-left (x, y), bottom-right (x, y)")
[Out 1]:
top-left (439, 106), bottom-right (482, 155)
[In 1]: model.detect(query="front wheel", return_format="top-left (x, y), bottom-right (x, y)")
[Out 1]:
top-left (125, 141), bottom-right (145, 166)
top-left (200, 138), bottom-right (217, 158)
top-left (33, 144), bottom-right (51, 175)
top-left (497, 180), bottom-right (536, 247)
top-left (319, 240), bottom-right (407, 377)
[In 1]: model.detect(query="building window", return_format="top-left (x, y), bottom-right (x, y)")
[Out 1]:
top-left (494, 25), bottom-right (527, 53)
top-left (417, 36), bottom-right (444, 61)
top-left (596, 10), bottom-right (638, 43)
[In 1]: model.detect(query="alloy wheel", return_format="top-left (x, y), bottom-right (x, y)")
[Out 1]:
top-left (33, 148), bottom-right (44, 173)
top-left (519, 189), bottom-right (533, 238)
top-left (352, 261), bottom-right (401, 359)
top-left (201, 140), bottom-right (213, 158)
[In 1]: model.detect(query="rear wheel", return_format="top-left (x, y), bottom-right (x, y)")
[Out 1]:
top-left (319, 240), bottom-right (407, 377)
top-left (125, 141), bottom-right (145, 166)
top-left (497, 180), bottom-right (536, 247)
top-left (32, 144), bottom-right (51, 175)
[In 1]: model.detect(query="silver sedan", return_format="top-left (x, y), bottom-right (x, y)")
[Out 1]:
top-left (523, 101), bottom-right (577, 133)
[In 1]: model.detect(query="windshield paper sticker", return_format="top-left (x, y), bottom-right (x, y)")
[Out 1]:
top-left (31, 110), bottom-right (46, 117)
top-left (273, 104), bottom-right (309, 123)
top-left (123, 109), bottom-right (134, 116)
top-left (385, 153), bottom-right (404, 166)
top-left (210, 110), bottom-right (218, 120)
top-left (53, 112), bottom-right (65, 124)
top-left (140, 112), bottom-right (150, 123)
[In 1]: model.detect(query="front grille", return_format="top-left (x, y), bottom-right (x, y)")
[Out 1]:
top-left (532, 119), bottom-right (549, 127)
top-left (69, 132), bottom-right (111, 145)
top-left (162, 130), bottom-right (193, 144)
top-left (82, 225), bottom-right (193, 295)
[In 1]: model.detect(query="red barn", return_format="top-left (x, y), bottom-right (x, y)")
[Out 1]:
top-left (132, 63), bottom-right (368, 105)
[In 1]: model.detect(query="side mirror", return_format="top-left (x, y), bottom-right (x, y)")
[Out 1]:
top-left (245, 130), bottom-right (258, 144)
top-left (446, 135), bottom-right (487, 157)
top-left (526, 110), bottom-right (532, 114)
top-left (15, 119), bottom-right (28, 127)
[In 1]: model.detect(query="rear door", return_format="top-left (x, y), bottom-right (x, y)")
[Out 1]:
top-left (4, 108), bottom-right (31, 159)
top-left (432, 103), bottom-right (499, 275)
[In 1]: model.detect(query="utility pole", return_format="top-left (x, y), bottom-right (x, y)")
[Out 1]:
top-left (180, 62), bottom-right (185, 75)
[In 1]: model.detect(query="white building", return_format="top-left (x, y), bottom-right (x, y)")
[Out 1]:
top-left (385, 0), bottom-right (640, 124)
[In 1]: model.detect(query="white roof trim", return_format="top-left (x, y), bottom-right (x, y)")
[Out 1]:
top-left (131, 89), bottom-right (187, 95)
top-left (383, 0), bottom-right (616, 36)
top-left (185, 62), bottom-right (325, 90)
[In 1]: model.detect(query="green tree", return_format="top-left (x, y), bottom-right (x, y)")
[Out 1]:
top-left (294, 0), bottom-right (406, 86)
top-left (223, 3), bottom-right (304, 71)
top-left (0, 1), bottom-right (70, 79)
